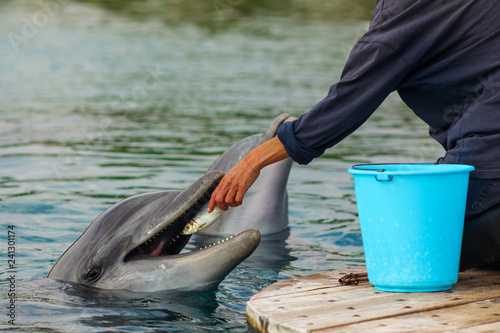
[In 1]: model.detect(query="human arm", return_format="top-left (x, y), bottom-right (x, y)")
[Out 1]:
top-left (207, 136), bottom-right (290, 212)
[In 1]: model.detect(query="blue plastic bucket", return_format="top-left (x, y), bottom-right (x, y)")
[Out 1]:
top-left (348, 163), bottom-right (474, 292)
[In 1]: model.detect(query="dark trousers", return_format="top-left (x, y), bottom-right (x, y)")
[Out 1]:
top-left (460, 178), bottom-right (500, 270)
top-left (465, 178), bottom-right (500, 219)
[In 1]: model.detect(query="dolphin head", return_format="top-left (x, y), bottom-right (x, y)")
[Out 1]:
top-left (47, 171), bottom-right (261, 292)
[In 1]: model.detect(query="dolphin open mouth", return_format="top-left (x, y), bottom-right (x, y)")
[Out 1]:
top-left (125, 181), bottom-right (221, 261)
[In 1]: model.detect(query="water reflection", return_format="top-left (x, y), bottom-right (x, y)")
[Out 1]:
top-left (10, 278), bottom-right (223, 332)
top-left (72, 0), bottom-right (376, 29)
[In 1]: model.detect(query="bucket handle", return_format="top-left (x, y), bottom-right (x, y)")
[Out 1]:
top-left (375, 174), bottom-right (393, 182)
top-left (352, 162), bottom-right (441, 182)
top-left (351, 164), bottom-right (393, 182)
top-left (351, 165), bottom-right (386, 172)
top-left (351, 162), bottom-right (439, 172)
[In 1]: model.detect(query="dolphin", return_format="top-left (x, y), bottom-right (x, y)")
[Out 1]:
top-left (198, 113), bottom-right (296, 236)
top-left (47, 171), bottom-right (261, 292)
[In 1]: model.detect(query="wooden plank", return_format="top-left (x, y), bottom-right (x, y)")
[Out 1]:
top-left (454, 321), bottom-right (500, 332)
top-left (317, 298), bottom-right (500, 332)
top-left (249, 268), bottom-right (368, 300)
top-left (248, 268), bottom-right (496, 319)
top-left (247, 269), bottom-right (500, 333)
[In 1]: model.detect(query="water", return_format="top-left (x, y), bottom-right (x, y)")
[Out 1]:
top-left (0, 0), bottom-right (444, 331)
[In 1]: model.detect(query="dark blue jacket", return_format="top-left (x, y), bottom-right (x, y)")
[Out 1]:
top-left (278, 0), bottom-right (500, 179)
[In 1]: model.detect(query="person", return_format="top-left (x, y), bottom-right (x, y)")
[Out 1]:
top-left (208, 0), bottom-right (500, 269)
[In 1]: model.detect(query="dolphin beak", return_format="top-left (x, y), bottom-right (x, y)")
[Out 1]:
top-left (165, 228), bottom-right (262, 290)
top-left (102, 229), bottom-right (261, 292)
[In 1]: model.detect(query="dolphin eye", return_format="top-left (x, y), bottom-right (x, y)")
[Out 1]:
top-left (86, 267), bottom-right (101, 281)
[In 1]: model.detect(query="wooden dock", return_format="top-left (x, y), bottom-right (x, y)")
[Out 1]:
top-left (246, 267), bottom-right (500, 332)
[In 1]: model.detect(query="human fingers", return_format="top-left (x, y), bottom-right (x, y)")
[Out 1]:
top-left (207, 158), bottom-right (260, 212)
top-left (222, 178), bottom-right (243, 208)
top-left (208, 181), bottom-right (229, 213)
top-left (208, 173), bottom-right (247, 211)
top-left (234, 186), bottom-right (246, 207)
top-left (223, 166), bottom-right (259, 207)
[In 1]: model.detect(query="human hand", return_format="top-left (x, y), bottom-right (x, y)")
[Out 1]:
top-left (208, 157), bottom-right (260, 212)
top-left (208, 136), bottom-right (290, 212)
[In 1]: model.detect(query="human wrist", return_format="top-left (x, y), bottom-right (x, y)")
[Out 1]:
top-left (242, 154), bottom-right (262, 174)
top-left (244, 136), bottom-right (289, 171)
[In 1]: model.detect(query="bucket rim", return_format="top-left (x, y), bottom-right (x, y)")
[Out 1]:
top-left (348, 163), bottom-right (475, 175)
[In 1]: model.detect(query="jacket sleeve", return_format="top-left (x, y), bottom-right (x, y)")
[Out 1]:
top-left (277, 38), bottom-right (411, 165)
